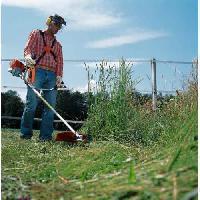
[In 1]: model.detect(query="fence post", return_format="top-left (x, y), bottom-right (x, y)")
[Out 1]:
top-left (151, 58), bottom-right (157, 111)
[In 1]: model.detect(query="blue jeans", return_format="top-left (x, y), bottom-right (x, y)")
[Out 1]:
top-left (21, 68), bottom-right (57, 140)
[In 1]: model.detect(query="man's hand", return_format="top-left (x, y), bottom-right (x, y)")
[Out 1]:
top-left (56, 76), bottom-right (62, 87)
top-left (8, 68), bottom-right (22, 77)
top-left (24, 54), bottom-right (36, 66)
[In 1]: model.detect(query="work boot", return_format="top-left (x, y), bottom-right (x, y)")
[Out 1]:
top-left (20, 135), bottom-right (32, 140)
top-left (39, 136), bottom-right (52, 142)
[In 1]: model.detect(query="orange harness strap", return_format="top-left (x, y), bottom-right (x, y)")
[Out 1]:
top-left (44, 46), bottom-right (53, 53)
top-left (27, 67), bottom-right (36, 84)
top-left (35, 30), bottom-right (57, 65)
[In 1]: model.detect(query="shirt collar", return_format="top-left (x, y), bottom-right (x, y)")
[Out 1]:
top-left (43, 29), bottom-right (56, 40)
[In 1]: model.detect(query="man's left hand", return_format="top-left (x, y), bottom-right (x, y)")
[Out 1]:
top-left (56, 76), bottom-right (62, 87)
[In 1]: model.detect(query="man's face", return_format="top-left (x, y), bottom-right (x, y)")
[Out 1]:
top-left (49, 21), bottom-right (62, 34)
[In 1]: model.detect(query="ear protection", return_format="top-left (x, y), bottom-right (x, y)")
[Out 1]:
top-left (46, 16), bottom-right (52, 26)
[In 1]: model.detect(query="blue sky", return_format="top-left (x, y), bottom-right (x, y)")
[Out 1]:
top-left (1, 0), bottom-right (198, 100)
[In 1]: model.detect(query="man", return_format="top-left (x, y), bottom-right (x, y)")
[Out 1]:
top-left (20, 14), bottom-right (66, 141)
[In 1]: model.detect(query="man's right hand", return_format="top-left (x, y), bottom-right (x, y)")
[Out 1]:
top-left (24, 54), bottom-right (36, 66)
top-left (8, 68), bottom-right (22, 77)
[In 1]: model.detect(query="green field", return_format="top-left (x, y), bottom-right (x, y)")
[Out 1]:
top-left (2, 62), bottom-right (198, 199)
top-left (1, 108), bottom-right (197, 200)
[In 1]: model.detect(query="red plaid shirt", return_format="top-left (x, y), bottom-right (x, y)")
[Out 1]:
top-left (24, 29), bottom-right (63, 76)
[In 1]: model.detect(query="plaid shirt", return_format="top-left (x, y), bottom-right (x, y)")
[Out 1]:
top-left (24, 29), bottom-right (63, 76)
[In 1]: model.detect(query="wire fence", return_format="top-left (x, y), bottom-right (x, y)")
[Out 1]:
top-left (1, 116), bottom-right (84, 124)
top-left (2, 58), bottom-right (195, 95)
top-left (1, 57), bottom-right (197, 121)
top-left (1, 58), bottom-right (194, 64)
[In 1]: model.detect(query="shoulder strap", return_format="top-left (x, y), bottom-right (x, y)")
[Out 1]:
top-left (39, 30), bottom-right (46, 46)
top-left (51, 38), bottom-right (56, 48)
top-left (50, 38), bottom-right (57, 61)
top-left (35, 30), bottom-right (46, 65)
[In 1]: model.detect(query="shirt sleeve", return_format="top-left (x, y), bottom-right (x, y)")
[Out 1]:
top-left (55, 43), bottom-right (63, 77)
top-left (24, 30), bottom-right (39, 57)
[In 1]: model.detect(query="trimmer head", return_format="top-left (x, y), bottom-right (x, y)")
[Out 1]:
top-left (55, 131), bottom-right (92, 143)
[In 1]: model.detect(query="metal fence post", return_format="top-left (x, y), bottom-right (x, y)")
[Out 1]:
top-left (151, 58), bottom-right (157, 111)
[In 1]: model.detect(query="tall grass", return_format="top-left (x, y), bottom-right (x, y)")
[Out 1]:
top-left (83, 60), bottom-right (138, 142)
top-left (82, 59), bottom-right (198, 146)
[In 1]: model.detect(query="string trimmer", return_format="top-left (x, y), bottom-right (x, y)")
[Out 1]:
top-left (9, 59), bottom-right (92, 143)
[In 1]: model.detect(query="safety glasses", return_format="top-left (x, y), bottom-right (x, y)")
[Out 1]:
top-left (52, 21), bottom-right (62, 30)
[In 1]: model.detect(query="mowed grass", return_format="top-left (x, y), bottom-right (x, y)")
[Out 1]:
top-left (1, 107), bottom-right (197, 200)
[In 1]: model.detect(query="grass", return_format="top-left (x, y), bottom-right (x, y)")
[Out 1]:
top-left (2, 60), bottom-right (198, 199)
top-left (83, 60), bottom-right (197, 147)
top-left (1, 108), bottom-right (197, 200)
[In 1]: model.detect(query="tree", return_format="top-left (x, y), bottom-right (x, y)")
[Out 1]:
top-left (1, 90), bottom-right (24, 128)
top-left (55, 90), bottom-right (88, 130)
top-left (1, 90), bottom-right (24, 116)
top-left (1, 89), bottom-right (89, 130)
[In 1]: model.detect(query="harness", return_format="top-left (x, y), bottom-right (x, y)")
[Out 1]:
top-left (27, 30), bottom-right (57, 84)
top-left (35, 30), bottom-right (57, 65)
